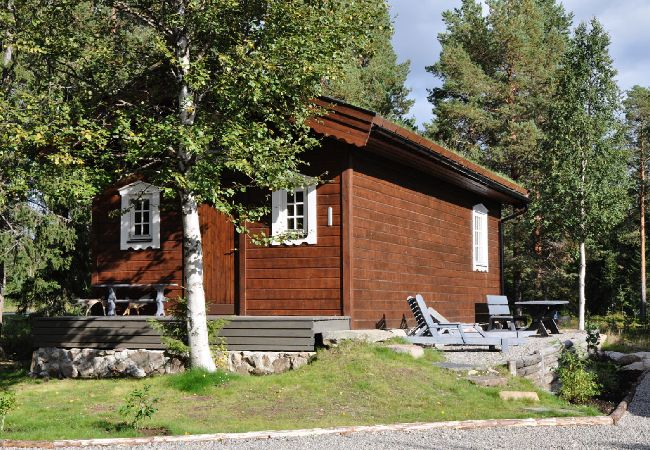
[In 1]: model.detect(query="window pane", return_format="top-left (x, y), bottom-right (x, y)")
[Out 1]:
top-left (287, 204), bottom-right (294, 216)
top-left (142, 199), bottom-right (149, 210)
top-left (295, 191), bottom-right (303, 202)
top-left (142, 224), bottom-right (150, 236)
top-left (287, 192), bottom-right (294, 203)
top-left (288, 218), bottom-right (295, 230)
top-left (135, 211), bottom-right (142, 224)
top-left (296, 218), bottom-right (303, 230)
top-left (143, 211), bottom-right (150, 223)
top-left (297, 204), bottom-right (303, 216)
top-left (135, 224), bottom-right (142, 235)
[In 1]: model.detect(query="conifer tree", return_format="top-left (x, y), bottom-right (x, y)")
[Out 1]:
top-left (327, 1), bottom-right (413, 122)
top-left (426, 0), bottom-right (572, 300)
top-left (624, 86), bottom-right (650, 319)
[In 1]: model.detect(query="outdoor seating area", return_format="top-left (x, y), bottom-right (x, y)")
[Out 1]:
top-left (406, 295), bottom-right (530, 352)
top-left (406, 294), bottom-right (565, 352)
top-left (78, 283), bottom-right (178, 317)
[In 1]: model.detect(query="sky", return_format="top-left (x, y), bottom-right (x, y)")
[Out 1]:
top-left (387, 0), bottom-right (650, 127)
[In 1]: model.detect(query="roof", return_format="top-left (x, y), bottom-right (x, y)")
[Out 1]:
top-left (309, 97), bottom-right (529, 207)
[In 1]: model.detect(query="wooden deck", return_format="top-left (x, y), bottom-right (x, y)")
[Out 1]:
top-left (31, 316), bottom-right (350, 352)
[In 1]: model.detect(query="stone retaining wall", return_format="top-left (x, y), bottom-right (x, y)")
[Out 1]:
top-left (30, 347), bottom-right (315, 378)
top-left (507, 336), bottom-right (587, 390)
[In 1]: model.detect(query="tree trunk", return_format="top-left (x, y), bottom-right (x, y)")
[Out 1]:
top-left (175, 1), bottom-right (215, 371)
top-left (641, 146), bottom-right (647, 319)
top-left (0, 263), bottom-right (5, 326)
top-left (1, 0), bottom-right (15, 83)
top-left (181, 191), bottom-right (216, 371)
top-left (579, 242), bottom-right (586, 331)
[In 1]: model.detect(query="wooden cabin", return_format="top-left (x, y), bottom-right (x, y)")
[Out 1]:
top-left (91, 98), bottom-right (529, 329)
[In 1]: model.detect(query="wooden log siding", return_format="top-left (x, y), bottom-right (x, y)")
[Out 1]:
top-left (91, 186), bottom-right (184, 300)
top-left (31, 316), bottom-right (350, 352)
top-left (350, 153), bottom-right (501, 329)
top-left (243, 144), bottom-right (347, 317)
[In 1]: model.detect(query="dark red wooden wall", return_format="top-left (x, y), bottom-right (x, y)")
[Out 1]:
top-left (241, 142), bottom-right (347, 316)
top-left (91, 186), bottom-right (184, 300)
top-left (348, 151), bottom-right (502, 329)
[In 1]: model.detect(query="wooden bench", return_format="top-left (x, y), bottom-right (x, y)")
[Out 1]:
top-left (89, 284), bottom-right (178, 316)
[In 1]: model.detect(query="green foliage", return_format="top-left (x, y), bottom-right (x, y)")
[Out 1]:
top-left (556, 350), bottom-right (600, 403)
top-left (585, 321), bottom-right (601, 354)
top-left (166, 368), bottom-right (234, 394)
top-left (0, 314), bottom-right (31, 360)
top-left (0, 390), bottom-right (16, 432)
top-left (587, 359), bottom-right (625, 402)
top-left (148, 298), bottom-right (229, 368)
top-left (326, 1), bottom-right (413, 121)
top-left (118, 384), bottom-right (159, 429)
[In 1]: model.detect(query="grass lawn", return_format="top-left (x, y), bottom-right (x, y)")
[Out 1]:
top-left (0, 342), bottom-right (598, 440)
top-left (602, 329), bottom-right (650, 353)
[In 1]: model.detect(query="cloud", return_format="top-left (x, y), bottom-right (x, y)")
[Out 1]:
top-left (388, 0), bottom-right (650, 126)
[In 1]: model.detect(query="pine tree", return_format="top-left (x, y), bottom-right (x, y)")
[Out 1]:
top-left (544, 19), bottom-right (629, 330)
top-left (426, 0), bottom-right (572, 300)
top-left (326, 1), bottom-right (413, 122)
top-left (624, 86), bottom-right (650, 319)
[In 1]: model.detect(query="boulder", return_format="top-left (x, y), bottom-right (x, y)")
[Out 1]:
top-left (621, 359), bottom-right (650, 374)
top-left (385, 344), bottom-right (424, 359)
top-left (467, 375), bottom-right (508, 387)
top-left (321, 329), bottom-right (395, 347)
top-left (499, 391), bottom-right (540, 402)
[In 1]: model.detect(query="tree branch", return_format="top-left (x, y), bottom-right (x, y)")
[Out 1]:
top-left (113, 2), bottom-right (172, 36)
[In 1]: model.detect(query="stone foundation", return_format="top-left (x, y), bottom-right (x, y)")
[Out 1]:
top-left (227, 351), bottom-right (315, 375)
top-left (30, 347), bottom-right (315, 378)
top-left (30, 347), bottom-right (185, 379)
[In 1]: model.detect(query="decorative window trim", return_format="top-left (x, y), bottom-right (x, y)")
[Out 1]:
top-left (118, 181), bottom-right (161, 250)
top-left (271, 181), bottom-right (317, 246)
top-left (472, 203), bottom-right (489, 272)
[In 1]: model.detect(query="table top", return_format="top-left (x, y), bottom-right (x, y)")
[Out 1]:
top-left (514, 300), bottom-right (569, 306)
top-left (93, 283), bottom-right (179, 288)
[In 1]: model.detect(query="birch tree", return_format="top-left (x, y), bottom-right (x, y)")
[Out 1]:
top-left (624, 86), bottom-right (650, 319)
top-left (19, 1), bottom-right (376, 370)
top-left (544, 19), bottom-right (628, 330)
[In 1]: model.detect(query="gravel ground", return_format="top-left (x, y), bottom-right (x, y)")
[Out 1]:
top-left (33, 370), bottom-right (646, 450)
top-left (439, 330), bottom-right (587, 370)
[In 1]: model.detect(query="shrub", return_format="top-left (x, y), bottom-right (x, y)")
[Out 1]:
top-left (0, 390), bottom-right (16, 432)
top-left (0, 315), bottom-right (32, 360)
top-left (555, 350), bottom-right (600, 404)
top-left (148, 298), bottom-right (229, 369)
top-left (118, 384), bottom-right (159, 429)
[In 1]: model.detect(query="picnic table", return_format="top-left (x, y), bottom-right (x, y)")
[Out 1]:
top-left (514, 300), bottom-right (569, 337)
top-left (90, 283), bottom-right (179, 316)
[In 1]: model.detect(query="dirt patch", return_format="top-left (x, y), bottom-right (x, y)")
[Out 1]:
top-left (182, 395), bottom-right (212, 402)
top-left (87, 404), bottom-right (113, 414)
top-left (138, 427), bottom-right (171, 437)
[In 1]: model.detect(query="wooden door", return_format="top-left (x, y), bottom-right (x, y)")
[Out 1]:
top-left (199, 205), bottom-right (237, 314)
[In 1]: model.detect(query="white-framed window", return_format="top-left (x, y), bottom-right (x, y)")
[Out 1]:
top-left (271, 181), bottom-right (317, 245)
top-left (472, 203), bottom-right (489, 272)
top-left (118, 181), bottom-right (161, 250)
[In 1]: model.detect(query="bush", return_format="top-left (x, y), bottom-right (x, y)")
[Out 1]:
top-left (556, 350), bottom-right (600, 404)
top-left (118, 384), bottom-right (159, 429)
top-left (0, 390), bottom-right (16, 432)
top-left (0, 315), bottom-right (32, 360)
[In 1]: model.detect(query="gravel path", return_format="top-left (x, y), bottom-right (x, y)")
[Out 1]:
top-left (439, 330), bottom-right (587, 370)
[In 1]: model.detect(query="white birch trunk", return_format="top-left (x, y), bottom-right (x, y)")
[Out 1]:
top-left (175, 0), bottom-right (215, 371)
top-left (182, 191), bottom-right (216, 371)
top-left (578, 242), bottom-right (586, 331)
